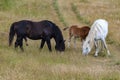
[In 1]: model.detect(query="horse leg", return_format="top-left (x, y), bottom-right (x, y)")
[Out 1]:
top-left (15, 40), bottom-right (19, 49)
top-left (40, 39), bottom-right (45, 49)
top-left (45, 37), bottom-right (52, 51)
top-left (101, 40), bottom-right (105, 51)
top-left (15, 35), bottom-right (20, 49)
top-left (15, 36), bottom-right (24, 51)
top-left (101, 38), bottom-right (110, 56)
top-left (81, 40), bottom-right (84, 49)
top-left (73, 37), bottom-right (76, 49)
top-left (24, 37), bottom-right (28, 46)
top-left (68, 36), bottom-right (72, 48)
top-left (94, 40), bottom-right (100, 57)
top-left (19, 38), bottom-right (24, 51)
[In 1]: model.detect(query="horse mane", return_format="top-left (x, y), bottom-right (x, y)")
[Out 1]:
top-left (47, 20), bottom-right (64, 41)
top-left (85, 23), bottom-right (97, 48)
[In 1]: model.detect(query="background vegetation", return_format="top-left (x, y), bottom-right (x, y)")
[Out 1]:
top-left (0, 0), bottom-right (120, 80)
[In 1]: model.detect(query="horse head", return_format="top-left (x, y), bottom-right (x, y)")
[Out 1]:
top-left (82, 39), bottom-right (92, 55)
top-left (55, 40), bottom-right (65, 52)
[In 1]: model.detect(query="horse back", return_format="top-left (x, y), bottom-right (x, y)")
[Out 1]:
top-left (26, 20), bottom-right (54, 39)
top-left (74, 26), bottom-right (90, 39)
top-left (81, 26), bottom-right (90, 35)
top-left (69, 25), bottom-right (79, 35)
top-left (13, 20), bottom-right (31, 35)
top-left (93, 19), bottom-right (108, 38)
top-left (69, 25), bottom-right (90, 38)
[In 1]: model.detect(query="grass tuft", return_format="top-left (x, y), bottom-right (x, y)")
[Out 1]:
top-left (53, 0), bottom-right (68, 26)
top-left (71, 3), bottom-right (90, 25)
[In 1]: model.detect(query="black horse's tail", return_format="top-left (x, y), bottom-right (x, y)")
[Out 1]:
top-left (63, 27), bottom-right (69, 31)
top-left (9, 23), bottom-right (15, 46)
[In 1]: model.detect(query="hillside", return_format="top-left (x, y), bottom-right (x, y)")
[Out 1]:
top-left (0, 0), bottom-right (120, 80)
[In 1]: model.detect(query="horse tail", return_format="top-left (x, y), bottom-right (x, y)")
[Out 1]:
top-left (9, 23), bottom-right (15, 46)
top-left (63, 27), bottom-right (69, 31)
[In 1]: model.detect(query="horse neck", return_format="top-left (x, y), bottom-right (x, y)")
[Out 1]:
top-left (53, 28), bottom-right (64, 44)
top-left (54, 33), bottom-right (63, 44)
top-left (86, 26), bottom-right (96, 48)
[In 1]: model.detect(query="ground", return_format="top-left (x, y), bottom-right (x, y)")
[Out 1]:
top-left (0, 0), bottom-right (120, 80)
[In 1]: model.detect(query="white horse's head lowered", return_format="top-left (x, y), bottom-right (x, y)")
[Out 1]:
top-left (82, 40), bottom-right (90, 55)
top-left (82, 22), bottom-right (96, 55)
top-left (82, 36), bottom-right (94, 55)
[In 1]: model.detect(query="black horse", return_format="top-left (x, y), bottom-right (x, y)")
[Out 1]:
top-left (9, 20), bottom-right (65, 52)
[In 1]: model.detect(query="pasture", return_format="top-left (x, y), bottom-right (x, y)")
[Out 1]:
top-left (0, 0), bottom-right (120, 80)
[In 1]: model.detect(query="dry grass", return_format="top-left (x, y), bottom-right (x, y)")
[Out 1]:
top-left (0, 0), bottom-right (120, 80)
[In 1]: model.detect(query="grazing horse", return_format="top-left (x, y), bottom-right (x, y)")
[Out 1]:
top-left (9, 20), bottom-right (65, 52)
top-left (82, 19), bottom-right (110, 57)
top-left (63, 25), bottom-right (90, 48)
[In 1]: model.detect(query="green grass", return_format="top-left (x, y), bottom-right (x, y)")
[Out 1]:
top-left (53, 0), bottom-right (68, 27)
top-left (71, 3), bottom-right (91, 25)
top-left (0, 0), bottom-right (15, 10)
top-left (0, 0), bottom-right (120, 80)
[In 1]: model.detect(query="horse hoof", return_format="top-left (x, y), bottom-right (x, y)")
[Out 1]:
top-left (94, 55), bottom-right (98, 57)
top-left (26, 44), bottom-right (28, 46)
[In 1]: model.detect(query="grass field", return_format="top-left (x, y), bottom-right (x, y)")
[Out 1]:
top-left (0, 0), bottom-right (120, 80)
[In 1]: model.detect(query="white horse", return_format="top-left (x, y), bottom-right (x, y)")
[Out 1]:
top-left (82, 19), bottom-right (110, 56)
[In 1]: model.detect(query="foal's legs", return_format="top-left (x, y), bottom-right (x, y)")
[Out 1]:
top-left (73, 36), bottom-right (77, 49)
top-left (81, 40), bottom-right (84, 48)
top-left (68, 35), bottom-right (72, 48)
